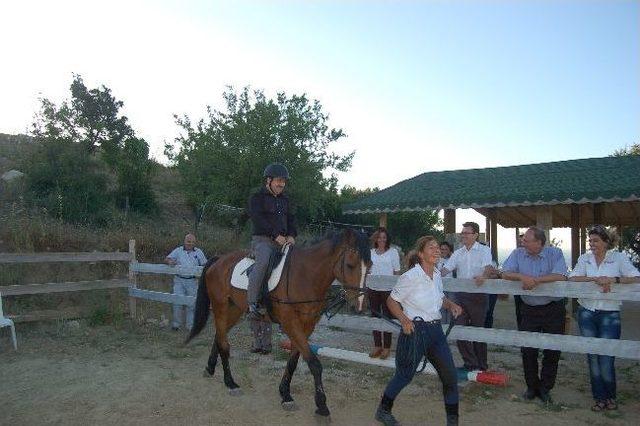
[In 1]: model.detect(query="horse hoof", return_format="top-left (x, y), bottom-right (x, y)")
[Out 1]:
top-left (315, 407), bottom-right (331, 417)
top-left (228, 388), bottom-right (243, 397)
top-left (202, 369), bottom-right (214, 378)
top-left (281, 401), bottom-right (298, 411)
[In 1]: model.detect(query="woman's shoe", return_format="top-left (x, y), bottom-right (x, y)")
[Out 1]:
top-left (379, 348), bottom-right (391, 360)
top-left (590, 400), bottom-right (606, 412)
top-left (605, 399), bottom-right (618, 410)
top-left (369, 347), bottom-right (383, 358)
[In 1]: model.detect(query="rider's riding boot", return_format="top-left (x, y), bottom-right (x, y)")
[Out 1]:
top-left (374, 394), bottom-right (399, 426)
top-left (445, 403), bottom-right (459, 426)
top-left (247, 303), bottom-right (265, 320)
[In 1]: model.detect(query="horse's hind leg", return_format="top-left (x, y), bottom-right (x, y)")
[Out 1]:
top-left (203, 340), bottom-right (220, 377)
top-left (279, 348), bottom-right (300, 410)
top-left (215, 302), bottom-right (243, 394)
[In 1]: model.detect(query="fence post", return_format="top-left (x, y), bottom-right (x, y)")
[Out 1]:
top-left (128, 239), bottom-right (137, 320)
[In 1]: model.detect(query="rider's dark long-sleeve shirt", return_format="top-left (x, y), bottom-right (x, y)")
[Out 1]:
top-left (248, 187), bottom-right (297, 239)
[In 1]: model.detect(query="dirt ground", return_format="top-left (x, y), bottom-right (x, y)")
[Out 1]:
top-left (1, 301), bottom-right (639, 426)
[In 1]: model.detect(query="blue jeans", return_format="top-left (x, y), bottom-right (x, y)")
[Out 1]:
top-left (383, 320), bottom-right (458, 405)
top-left (578, 306), bottom-right (621, 401)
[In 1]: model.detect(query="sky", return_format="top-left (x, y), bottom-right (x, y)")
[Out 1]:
top-left (1, 0), bottom-right (638, 259)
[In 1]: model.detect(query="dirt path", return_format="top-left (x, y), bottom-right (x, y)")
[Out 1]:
top-left (1, 317), bottom-right (638, 426)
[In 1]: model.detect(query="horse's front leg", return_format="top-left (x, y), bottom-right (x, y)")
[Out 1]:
top-left (279, 348), bottom-right (300, 410)
top-left (306, 351), bottom-right (329, 417)
top-left (286, 328), bottom-right (330, 417)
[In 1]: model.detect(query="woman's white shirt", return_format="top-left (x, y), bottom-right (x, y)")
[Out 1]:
top-left (367, 247), bottom-right (401, 291)
top-left (390, 264), bottom-right (444, 321)
top-left (570, 250), bottom-right (640, 311)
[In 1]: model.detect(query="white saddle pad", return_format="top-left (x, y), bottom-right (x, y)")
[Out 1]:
top-left (230, 245), bottom-right (290, 291)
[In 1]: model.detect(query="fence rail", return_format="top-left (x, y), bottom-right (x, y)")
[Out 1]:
top-left (0, 252), bottom-right (133, 263)
top-left (129, 260), bottom-right (640, 360)
top-left (1, 279), bottom-right (130, 296)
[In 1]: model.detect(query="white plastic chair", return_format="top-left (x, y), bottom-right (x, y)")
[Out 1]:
top-left (0, 291), bottom-right (17, 350)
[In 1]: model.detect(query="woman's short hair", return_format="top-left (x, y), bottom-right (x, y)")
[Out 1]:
top-left (405, 235), bottom-right (438, 268)
top-left (371, 227), bottom-right (391, 250)
top-left (439, 241), bottom-right (454, 252)
top-left (589, 225), bottom-right (619, 250)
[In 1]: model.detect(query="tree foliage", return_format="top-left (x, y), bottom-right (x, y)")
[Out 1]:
top-left (335, 185), bottom-right (443, 250)
top-left (612, 143), bottom-right (640, 156)
top-left (611, 143), bottom-right (640, 266)
top-left (22, 138), bottom-right (112, 224)
top-left (165, 86), bottom-right (353, 226)
top-left (26, 75), bottom-right (156, 222)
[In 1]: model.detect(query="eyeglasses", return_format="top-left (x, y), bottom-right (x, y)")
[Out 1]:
top-left (460, 231), bottom-right (476, 235)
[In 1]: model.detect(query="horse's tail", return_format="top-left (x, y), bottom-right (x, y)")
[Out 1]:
top-left (184, 256), bottom-right (219, 345)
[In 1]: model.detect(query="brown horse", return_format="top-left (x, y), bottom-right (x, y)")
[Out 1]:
top-left (185, 228), bottom-right (372, 417)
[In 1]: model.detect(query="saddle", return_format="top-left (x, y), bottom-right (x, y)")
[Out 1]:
top-left (230, 244), bottom-right (291, 292)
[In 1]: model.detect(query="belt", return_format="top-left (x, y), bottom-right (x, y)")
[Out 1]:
top-left (413, 317), bottom-right (441, 325)
top-left (177, 275), bottom-right (196, 280)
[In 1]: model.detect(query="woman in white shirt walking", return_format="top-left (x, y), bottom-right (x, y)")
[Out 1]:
top-left (374, 236), bottom-right (463, 426)
top-left (569, 225), bottom-right (640, 412)
top-left (367, 227), bottom-right (401, 360)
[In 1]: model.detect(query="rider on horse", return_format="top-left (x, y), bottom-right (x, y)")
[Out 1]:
top-left (246, 163), bottom-right (297, 320)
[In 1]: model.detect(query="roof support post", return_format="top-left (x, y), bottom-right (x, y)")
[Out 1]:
top-left (491, 215), bottom-right (498, 262)
top-left (444, 208), bottom-right (456, 235)
top-left (571, 204), bottom-right (580, 268)
top-left (379, 213), bottom-right (388, 228)
top-left (536, 206), bottom-right (553, 244)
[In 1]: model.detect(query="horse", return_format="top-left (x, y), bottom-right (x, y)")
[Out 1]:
top-left (185, 228), bottom-right (372, 417)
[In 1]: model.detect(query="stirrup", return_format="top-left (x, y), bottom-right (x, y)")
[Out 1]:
top-left (247, 303), bottom-right (266, 320)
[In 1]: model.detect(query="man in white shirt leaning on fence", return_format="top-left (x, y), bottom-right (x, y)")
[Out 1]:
top-left (165, 233), bottom-right (207, 331)
top-left (440, 222), bottom-right (496, 372)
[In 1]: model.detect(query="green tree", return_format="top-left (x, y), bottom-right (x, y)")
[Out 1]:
top-left (165, 86), bottom-right (353, 227)
top-left (335, 185), bottom-right (443, 250)
top-left (22, 138), bottom-right (112, 224)
top-left (31, 75), bottom-right (156, 216)
top-left (611, 143), bottom-right (639, 267)
top-left (612, 143), bottom-right (640, 156)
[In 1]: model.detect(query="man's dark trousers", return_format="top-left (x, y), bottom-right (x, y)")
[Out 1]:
top-left (454, 292), bottom-right (489, 371)
top-left (519, 301), bottom-right (566, 392)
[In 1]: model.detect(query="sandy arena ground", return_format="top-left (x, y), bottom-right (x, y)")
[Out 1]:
top-left (1, 299), bottom-right (639, 426)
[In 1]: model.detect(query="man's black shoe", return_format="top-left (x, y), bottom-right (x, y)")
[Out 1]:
top-left (538, 388), bottom-right (552, 403)
top-left (522, 388), bottom-right (537, 400)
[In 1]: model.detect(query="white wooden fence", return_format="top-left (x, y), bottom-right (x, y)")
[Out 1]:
top-left (0, 247), bottom-right (134, 322)
top-left (128, 260), bottom-right (640, 360)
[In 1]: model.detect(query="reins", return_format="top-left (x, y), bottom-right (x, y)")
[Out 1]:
top-left (376, 307), bottom-right (456, 373)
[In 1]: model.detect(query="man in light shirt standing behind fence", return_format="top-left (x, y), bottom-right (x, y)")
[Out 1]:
top-left (440, 222), bottom-right (495, 372)
top-left (165, 233), bottom-right (207, 331)
top-left (501, 226), bottom-right (567, 404)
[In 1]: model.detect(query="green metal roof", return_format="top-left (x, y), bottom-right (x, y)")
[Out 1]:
top-left (343, 156), bottom-right (640, 214)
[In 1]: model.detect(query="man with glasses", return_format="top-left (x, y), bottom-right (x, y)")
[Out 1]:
top-left (440, 222), bottom-right (495, 372)
top-left (501, 227), bottom-right (568, 403)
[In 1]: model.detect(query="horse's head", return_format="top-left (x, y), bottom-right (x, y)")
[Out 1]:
top-left (332, 228), bottom-right (372, 292)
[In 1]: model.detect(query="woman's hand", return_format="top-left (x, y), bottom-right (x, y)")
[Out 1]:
top-left (400, 318), bottom-right (415, 335)
top-left (594, 276), bottom-right (613, 293)
top-left (448, 303), bottom-right (463, 319)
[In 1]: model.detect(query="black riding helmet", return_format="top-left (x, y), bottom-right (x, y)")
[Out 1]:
top-left (263, 163), bottom-right (290, 179)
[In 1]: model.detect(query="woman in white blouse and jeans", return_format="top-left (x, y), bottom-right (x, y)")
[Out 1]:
top-left (367, 227), bottom-right (401, 360)
top-left (569, 225), bottom-right (640, 412)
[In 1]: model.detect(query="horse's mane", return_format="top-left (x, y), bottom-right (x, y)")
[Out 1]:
top-left (326, 228), bottom-right (371, 264)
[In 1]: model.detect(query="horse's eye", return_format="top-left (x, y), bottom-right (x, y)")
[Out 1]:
top-left (346, 263), bottom-right (356, 270)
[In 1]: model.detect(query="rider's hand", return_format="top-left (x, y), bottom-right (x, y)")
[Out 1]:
top-left (274, 235), bottom-right (287, 246)
top-left (286, 236), bottom-right (296, 245)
